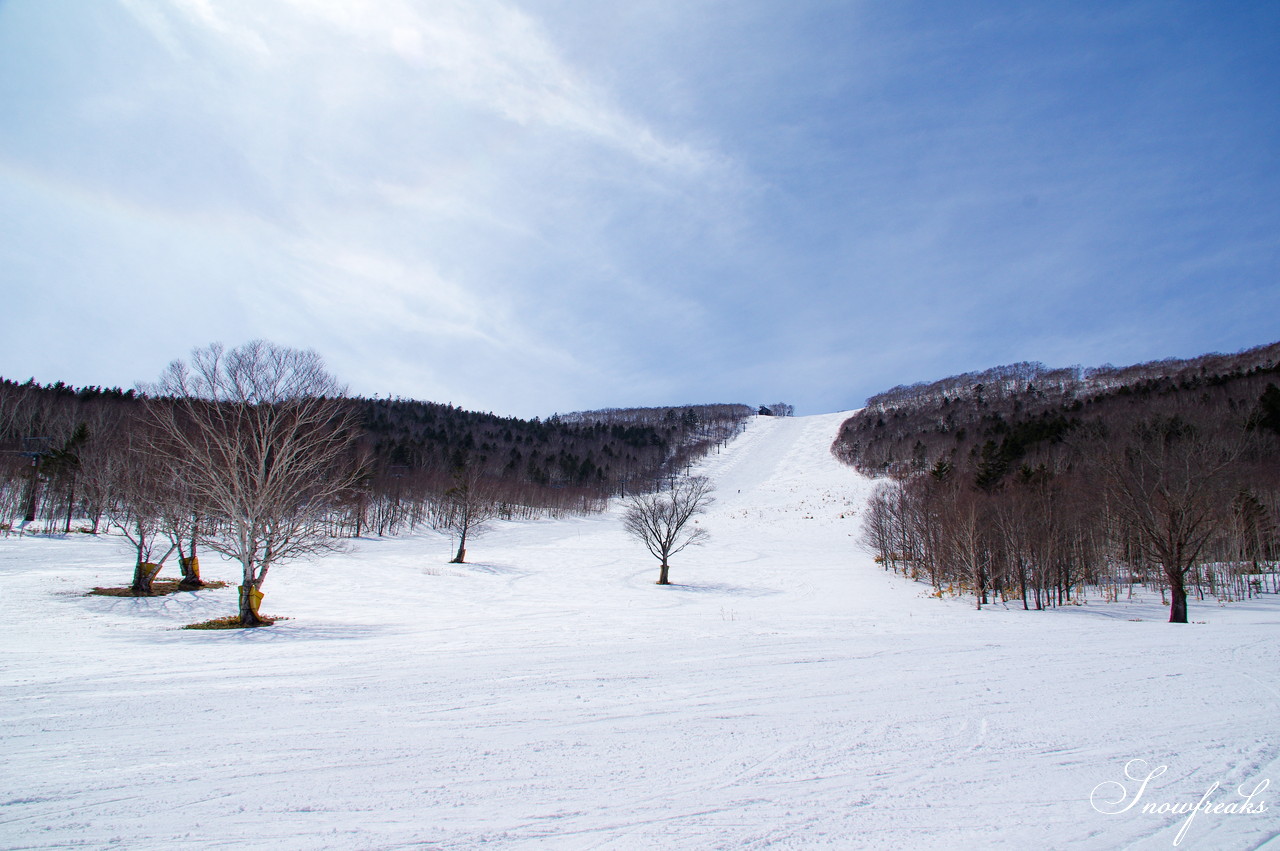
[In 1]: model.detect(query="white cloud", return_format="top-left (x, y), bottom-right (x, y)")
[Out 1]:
top-left (287, 240), bottom-right (498, 343)
top-left (116, 0), bottom-right (190, 59)
top-left (140, 0), bottom-right (713, 172)
top-left (11, 1), bottom-right (1271, 416)
top-left (79, 0), bottom-right (739, 413)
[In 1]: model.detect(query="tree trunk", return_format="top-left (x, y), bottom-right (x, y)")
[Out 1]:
top-left (131, 561), bottom-right (159, 595)
top-left (22, 458), bottom-right (40, 523)
top-left (1166, 566), bottom-right (1189, 623)
top-left (64, 479), bottom-right (75, 534)
top-left (657, 561), bottom-right (670, 585)
top-left (179, 555), bottom-right (204, 590)
top-left (238, 583), bottom-right (264, 626)
top-left (451, 529), bottom-right (467, 563)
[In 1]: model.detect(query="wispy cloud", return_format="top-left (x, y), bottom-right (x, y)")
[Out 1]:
top-left (129, 0), bottom-right (715, 173)
top-left (76, 0), bottom-right (735, 412)
top-left (2, 1), bottom-right (1276, 415)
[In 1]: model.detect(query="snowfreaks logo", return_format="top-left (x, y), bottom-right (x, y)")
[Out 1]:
top-left (1090, 759), bottom-right (1270, 846)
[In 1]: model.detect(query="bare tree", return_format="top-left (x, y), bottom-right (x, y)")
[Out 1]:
top-left (105, 439), bottom-right (176, 595)
top-left (159, 476), bottom-right (205, 590)
top-left (77, 417), bottom-right (127, 535)
top-left (146, 341), bottom-right (361, 626)
top-left (434, 464), bottom-right (501, 564)
top-left (622, 476), bottom-right (714, 584)
top-left (941, 486), bottom-right (990, 609)
top-left (1106, 415), bottom-right (1242, 623)
top-left (860, 481), bottom-right (901, 570)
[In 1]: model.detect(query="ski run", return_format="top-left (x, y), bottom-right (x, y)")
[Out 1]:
top-left (2, 412), bottom-right (1277, 849)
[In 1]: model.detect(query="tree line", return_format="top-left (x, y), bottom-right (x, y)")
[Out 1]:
top-left (1, 372), bottom-right (751, 539)
top-left (349, 397), bottom-right (751, 535)
top-left (836, 341), bottom-right (1280, 622)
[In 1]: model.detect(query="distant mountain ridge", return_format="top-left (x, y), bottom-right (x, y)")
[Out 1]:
top-left (836, 340), bottom-right (1280, 477)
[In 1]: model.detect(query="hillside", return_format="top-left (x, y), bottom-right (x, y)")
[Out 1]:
top-left (1, 412), bottom-right (1277, 848)
top-left (0, 376), bottom-right (753, 529)
top-left (831, 342), bottom-right (1280, 619)
top-left (833, 339), bottom-right (1280, 478)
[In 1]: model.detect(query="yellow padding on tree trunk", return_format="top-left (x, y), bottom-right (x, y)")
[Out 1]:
top-left (181, 556), bottom-right (201, 580)
top-left (140, 562), bottom-right (162, 580)
top-left (239, 585), bottom-right (264, 617)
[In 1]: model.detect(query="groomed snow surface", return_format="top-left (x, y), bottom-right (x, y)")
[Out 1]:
top-left (2, 412), bottom-right (1277, 850)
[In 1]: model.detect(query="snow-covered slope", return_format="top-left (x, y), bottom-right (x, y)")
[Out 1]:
top-left (2, 413), bottom-right (1277, 850)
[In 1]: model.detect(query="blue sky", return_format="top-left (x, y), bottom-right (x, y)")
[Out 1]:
top-left (1, 0), bottom-right (1276, 417)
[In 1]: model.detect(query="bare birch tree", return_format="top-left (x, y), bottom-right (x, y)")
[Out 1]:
top-left (861, 481), bottom-right (900, 570)
top-left (435, 464), bottom-right (500, 564)
top-left (106, 447), bottom-right (176, 596)
top-left (145, 341), bottom-right (360, 626)
top-left (622, 475), bottom-right (714, 585)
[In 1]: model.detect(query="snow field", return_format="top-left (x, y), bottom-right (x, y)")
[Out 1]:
top-left (1, 412), bottom-right (1278, 849)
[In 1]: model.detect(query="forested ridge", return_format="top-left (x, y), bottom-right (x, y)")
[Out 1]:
top-left (836, 340), bottom-right (1280, 621)
top-left (350, 398), bottom-right (752, 527)
top-left (836, 340), bottom-right (1280, 477)
top-left (0, 374), bottom-right (751, 536)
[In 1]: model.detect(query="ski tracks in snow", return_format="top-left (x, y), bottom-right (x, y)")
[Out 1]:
top-left (2, 413), bottom-right (1280, 849)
